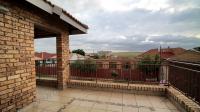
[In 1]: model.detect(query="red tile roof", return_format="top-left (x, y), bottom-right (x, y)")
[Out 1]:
top-left (136, 47), bottom-right (186, 59)
top-left (35, 52), bottom-right (56, 60)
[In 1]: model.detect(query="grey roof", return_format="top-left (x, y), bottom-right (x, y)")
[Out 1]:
top-left (168, 50), bottom-right (200, 64)
top-left (26, 0), bottom-right (88, 34)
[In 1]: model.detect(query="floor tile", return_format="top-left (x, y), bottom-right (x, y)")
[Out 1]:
top-left (19, 86), bottom-right (180, 112)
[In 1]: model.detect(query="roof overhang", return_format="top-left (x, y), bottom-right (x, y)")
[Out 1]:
top-left (25, 0), bottom-right (88, 35)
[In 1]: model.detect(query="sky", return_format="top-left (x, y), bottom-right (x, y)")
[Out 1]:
top-left (35, 0), bottom-right (200, 53)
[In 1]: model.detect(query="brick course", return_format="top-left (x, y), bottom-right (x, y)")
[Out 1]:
top-left (167, 87), bottom-right (200, 112)
top-left (67, 80), bottom-right (166, 96)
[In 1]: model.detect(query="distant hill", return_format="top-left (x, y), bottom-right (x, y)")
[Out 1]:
top-left (112, 52), bottom-right (142, 58)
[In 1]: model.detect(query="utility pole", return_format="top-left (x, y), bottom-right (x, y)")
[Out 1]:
top-left (159, 45), bottom-right (162, 62)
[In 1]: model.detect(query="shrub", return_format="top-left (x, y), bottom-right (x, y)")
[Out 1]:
top-left (70, 60), bottom-right (97, 73)
top-left (111, 70), bottom-right (118, 79)
top-left (138, 55), bottom-right (161, 74)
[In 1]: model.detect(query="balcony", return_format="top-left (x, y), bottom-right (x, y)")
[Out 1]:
top-left (19, 86), bottom-right (178, 112)
top-left (24, 59), bottom-right (200, 112)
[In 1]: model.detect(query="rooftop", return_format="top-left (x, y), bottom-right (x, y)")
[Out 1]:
top-left (169, 50), bottom-right (200, 64)
top-left (26, 0), bottom-right (88, 30)
top-left (35, 52), bottom-right (57, 60)
top-left (23, 0), bottom-right (88, 36)
top-left (136, 47), bottom-right (186, 59)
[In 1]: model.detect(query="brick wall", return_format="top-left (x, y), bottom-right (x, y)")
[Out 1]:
top-left (57, 32), bottom-right (70, 89)
top-left (67, 80), bottom-right (166, 96)
top-left (0, 7), bottom-right (35, 112)
top-left (0, 0), bottom-right (69, 111)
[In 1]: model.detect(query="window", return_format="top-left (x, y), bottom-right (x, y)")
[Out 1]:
top-left (96, 62), bottom-right (103, 68)
top-left (123, 62), bottom-right (130, 69)
top-left (109, 62), bottom-right (117, 69)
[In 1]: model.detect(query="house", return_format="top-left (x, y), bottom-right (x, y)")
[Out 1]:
top-left (85, 53), bottom-right (98, 58)
top-left (136, 47), bottom-right (186, 60)
top-left (35, 52), bottom-right (57, 65)
top-left (0, 0), bottom-right (88, 111)
top-left (135, 47), bottom-right (186, 83)
top-left (93, 59), bottom-right (135, 69)
top-left (97, 50), bottom-right (112, 58)
top-left (160, 49), bottom-right (200, 84)
top-left (70, 53), bottom-right (90, 63)
top-left (70, 53), bottom-right (86, 60)
top-left (162, 49), bottom-right (200, 84)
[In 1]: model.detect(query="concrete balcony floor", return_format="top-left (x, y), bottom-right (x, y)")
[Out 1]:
top-left (19, 86), bottom-right (180, 112)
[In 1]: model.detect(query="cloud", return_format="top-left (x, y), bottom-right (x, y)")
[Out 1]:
top-left (69, 34), bottom-right (200, 52)
top-left (34, 38), bottom-right (56, 53)
top-left (35, 0), bottom-right (200, 53)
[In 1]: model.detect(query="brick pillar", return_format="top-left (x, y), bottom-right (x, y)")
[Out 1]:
top-left (56, 32), bottom-right (69, 89)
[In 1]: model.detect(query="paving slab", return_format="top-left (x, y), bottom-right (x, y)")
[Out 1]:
top-left (19, 86), bottom-right (180, 112)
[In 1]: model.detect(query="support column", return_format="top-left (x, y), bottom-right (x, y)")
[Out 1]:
top-left (56, 32), bottom-right (69, 89)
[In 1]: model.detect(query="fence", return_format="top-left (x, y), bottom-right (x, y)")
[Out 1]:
top-left (35, 60), bottom-right (166, 83)
top-left (69, 60), bottom-right (166, 84)
top-left (35, 60), bottom-right (57, 80)
top-left (168, 60), bottom-right (200, 104)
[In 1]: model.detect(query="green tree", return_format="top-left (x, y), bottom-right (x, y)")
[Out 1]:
top-left (111, 70), bottom-right (119, 79)
top-left (72, 49), bottom-right (85, 56)
top-left (70, 60), bottom-right (96, 73)
top-left (138, 55), bottom-right (161, 74)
